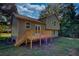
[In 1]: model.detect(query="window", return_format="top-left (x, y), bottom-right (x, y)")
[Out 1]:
top-left (35, 25), bottom-right (41, 30)
top-left (53, 21), bottom-right (56, 26)
top-left (52, 20), bottom-right (56, 26)
top-left (26, 23), bottom-right (31, 29)
top-left (35, 25), bottom-right (41, 33)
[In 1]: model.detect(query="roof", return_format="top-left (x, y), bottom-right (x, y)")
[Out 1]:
top-left (39, 13), bottom-right (61, 25)
top-left (14, 13), bottom-right (46, 25)
top-left (39, 13), bottom-right (60, 22)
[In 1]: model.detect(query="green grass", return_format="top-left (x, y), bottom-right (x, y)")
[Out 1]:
top-left (0, 33), bottom-right (11, 37)
top-left (55, 37), bottom-right (79, 48)
top-left (0, 37), bottom-right (79, 56)
top-left (0, 33), bottom-right (11, 40)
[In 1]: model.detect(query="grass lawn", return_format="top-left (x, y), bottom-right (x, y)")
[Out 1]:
top-left (0, 37), bottom-right (79, 56)
top-left (0, 33), bottom-right (11, 37)
top-left (0, 33), bottom-right (11, 40)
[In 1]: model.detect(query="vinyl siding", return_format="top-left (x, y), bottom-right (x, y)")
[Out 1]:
top-left (12, 17), bottom-right (19, 37)
top-left (46, 15), bottom-right (60, 30)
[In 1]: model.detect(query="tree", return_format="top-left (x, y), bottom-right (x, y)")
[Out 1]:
top-left (60, 3), bottom-right (79, 38)
top-left (0, 3), bottom-right (17, 33)
top-left (40, 3), bottom-right (61, 20)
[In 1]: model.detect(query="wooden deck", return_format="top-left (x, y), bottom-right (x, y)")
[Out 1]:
top-left (15, 29), bottom-right (53, 48)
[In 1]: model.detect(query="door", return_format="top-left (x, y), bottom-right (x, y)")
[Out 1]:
top-left (35, 25), bottom-right (41, 33)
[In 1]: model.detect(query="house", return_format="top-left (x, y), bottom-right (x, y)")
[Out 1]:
top-left (12, 4), bottom-right (60, 48)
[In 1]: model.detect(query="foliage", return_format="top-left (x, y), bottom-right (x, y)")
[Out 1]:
top-left (40, 5), bottom-right (51, 19)
top-left (59, 3), bottom-right (79, 38)
top-left (40, 4), bottom-right (61, 19)
top-left (0, 4), bottom-right (16, 33)
top-left (0, 24), bottom-right (9, 32)
top-left (40, 3), bottom-right (79, 38)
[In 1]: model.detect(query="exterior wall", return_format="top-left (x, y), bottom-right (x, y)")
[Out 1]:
top-left (17, 20), bottom-right (45, 36)
top-left (51, 30), bottom-right (59, 37)
top-left (46, 15), bottom-right (60, 30)
top-left (33, 24), bottom-right (45, 30)
top-left (31, 24), bottom-right (36, 29)
top-left (12, 17), bottom-right (19, 39)
top-left (41, 15), bottom-right (60, 37)
top-left (18, 20), bottom-right (26, 36)
top-left (41, 25), bottom-right (45, 30)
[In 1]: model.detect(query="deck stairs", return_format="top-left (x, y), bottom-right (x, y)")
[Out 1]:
top-left (14, 29), bottom-right (53, 47)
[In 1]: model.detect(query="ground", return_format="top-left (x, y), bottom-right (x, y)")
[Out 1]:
top-left (0, 35), bottom-right (79, 56)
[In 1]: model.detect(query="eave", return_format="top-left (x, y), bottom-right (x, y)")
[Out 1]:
top-left (14, 13), bottom-right (46, 25)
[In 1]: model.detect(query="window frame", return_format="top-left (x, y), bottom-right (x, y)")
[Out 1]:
top-left (25, 22), bottom-right (31, 29)
top-left (35, 25), bottom-right (41, 33)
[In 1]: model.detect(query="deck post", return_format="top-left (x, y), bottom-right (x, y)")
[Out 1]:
top-left (30, 40), bottom-right (32, 49)
top-left (25, 40), bottom-right (27, 46)
top-left (45, 38), bottom-right (47, 45)
top-left (39, 38), bottom-right (41, 47)
top-left (50, 37), bottom-right (52, 43)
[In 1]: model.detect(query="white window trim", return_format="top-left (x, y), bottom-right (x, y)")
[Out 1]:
top-left (25, 22), bottom-right (31, 29)
top-left (35, 25), bottom-right (41, 30)
top-left (35, 25), bottom-right (41, 34)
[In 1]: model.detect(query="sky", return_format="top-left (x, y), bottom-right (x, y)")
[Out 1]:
top-left (74, 4), bottom-right (79, 15)
top-left (16, 3), bottom-right (47, 19)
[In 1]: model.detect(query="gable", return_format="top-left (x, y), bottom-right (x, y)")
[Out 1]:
top-left (45, 14), bottom-right (60, 30)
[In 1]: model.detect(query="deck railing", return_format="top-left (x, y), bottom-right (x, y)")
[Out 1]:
top-left (15, 29), bottom-right (53, 47)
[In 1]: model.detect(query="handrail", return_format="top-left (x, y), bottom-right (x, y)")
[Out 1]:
top-left (15, 29), bottom-right (53, 47)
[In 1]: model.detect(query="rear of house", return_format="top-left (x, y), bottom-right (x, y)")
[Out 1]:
top-left (11, 13), bottom-right (60, 47)
top-left (11, 3), bottom-right (60, 48)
